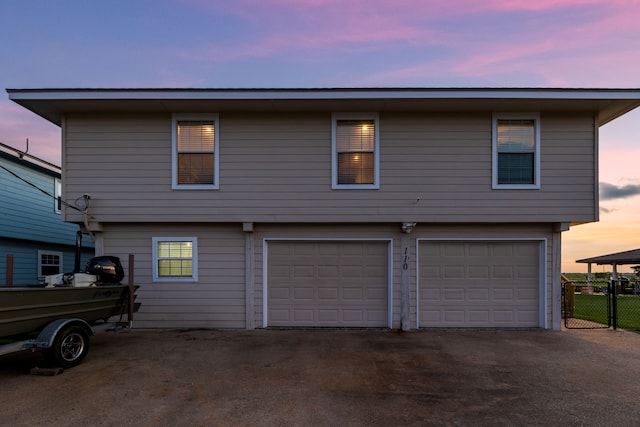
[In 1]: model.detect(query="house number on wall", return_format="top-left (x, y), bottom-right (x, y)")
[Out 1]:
top-left (403, 247), bottom-right (409, 271)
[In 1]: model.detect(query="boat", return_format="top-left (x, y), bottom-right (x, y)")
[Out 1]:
top-left (1, 232), bottom-right (140, 368)
top-left (0, 283), bottom-right (135, 340)
top-left (1, 253), bottom-right (137, 339)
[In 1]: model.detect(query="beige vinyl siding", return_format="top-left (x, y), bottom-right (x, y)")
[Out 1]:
top-left (62, 111), bottom-right (596, 225)
top-left (101, 223), bottom-right (246, 329)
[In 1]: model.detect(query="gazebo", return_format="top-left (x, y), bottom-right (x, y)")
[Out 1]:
top-left (576, 248), bottom-right (640, 282)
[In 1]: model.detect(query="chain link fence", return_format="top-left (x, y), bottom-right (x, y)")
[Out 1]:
top-left (562, 280), bottom-right (610, 329)
top-left (563, 279), bottom-right (640, 331)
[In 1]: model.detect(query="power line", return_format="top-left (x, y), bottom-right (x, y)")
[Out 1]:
top-left (0, 163), bottom-right (86, 213)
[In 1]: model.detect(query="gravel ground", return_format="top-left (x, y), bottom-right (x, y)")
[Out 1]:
top-left (1, 327), bottom-right (639, 426)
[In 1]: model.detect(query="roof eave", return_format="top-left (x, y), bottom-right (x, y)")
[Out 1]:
top-left (7, 87), bottom-right (640, 127)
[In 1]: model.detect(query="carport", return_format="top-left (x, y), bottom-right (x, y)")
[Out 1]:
top-left (576, 248), bottom-right (640, 282)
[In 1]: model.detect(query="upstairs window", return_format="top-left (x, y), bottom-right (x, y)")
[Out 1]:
top-left (332, 113), bottom-right (380, 189)
top-left (172, 114), bottom-right (219, 190)
top-left (152, 237), bottom-right (198, 282)
top-left (492, 113), bottom-right (540, 189)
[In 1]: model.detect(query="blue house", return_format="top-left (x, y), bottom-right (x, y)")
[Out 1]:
top-left (1, 142), bottom-right (94, 285)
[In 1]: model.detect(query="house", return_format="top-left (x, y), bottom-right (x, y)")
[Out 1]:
top-left (0, 141), bottom-right (94, 285)
top-left (7, 87), bottom-right (640, 330)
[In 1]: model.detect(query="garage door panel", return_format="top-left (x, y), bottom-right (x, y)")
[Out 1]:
top-left (518, 310), bottom-right (538, 322)
top-left (494, 311), bottom-right (515, 322)
top-left (270, 265), bottom-right (291, 278)
top-left (270, 288), bottom-right (290, 299)
top-left (444, 244), bottom-right (466, 257)
top-left (270, 309), bottom-right (290, 322)
top-left (493, 266), bottom-right (515, 278)
top-left (445, 311), bottom-right (465, 322)
top-left (294, 310), bottom-right (314, 322)
top-left (468, 244), bottom-right (490, 256)
top-left (444, 266), bottom-right (465, 278)
top-left (366, 288), bottom-right (387, 300)
top-left (318, 288), bottom-right (338, 300)
top-left (518, 266), bottom-right (538, 278)
top-left (419, 241), bottom-right (540, 328)
top-left (518, 288), bottom-right (538, 301)
top-left (493, 288), bottom-right (514, 300)
top-left (444, 289), bottom-right (465, 301)
top-left (342, 288), bottom-right (363, 300)
top-left (469, 310), bottom-right (490, 322)
top-left (469, 266), bottom-right (490, 278)
top-left (469, 289), bottom-right (489, 300)
top-left (367, 310), bottom-right (387, 322)
top-left (294, 288), bottom-right (314, 300)
top-left (342, 310), bottom-right (363, 322)
top-left (268, 241), bottom-right (388, 327)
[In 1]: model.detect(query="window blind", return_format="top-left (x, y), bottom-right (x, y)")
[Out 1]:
top-left (177, 121), bottom-right (215, 185)
top-left (336, 119), bottom-right (375, 184)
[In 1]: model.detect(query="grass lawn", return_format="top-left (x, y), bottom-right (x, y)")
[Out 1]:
top-left (573, 294), bottom-right (640, 331)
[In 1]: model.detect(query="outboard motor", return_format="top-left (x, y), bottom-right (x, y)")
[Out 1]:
top-left (85, 256), bottom-right (125, 285)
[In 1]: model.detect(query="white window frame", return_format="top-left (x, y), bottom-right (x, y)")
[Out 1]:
top-left (152, 237), bottom-right (198, 282)
top-left (331, 112), bottom-right (380, 190)
top-left (54, 177), bottom-right (62, 214)
top-left (171, 113), bottom-right (220, 190)
top-left (38, 250), bottom-right (63, 279)
top-left (492, 112), bottom-right (541, 189)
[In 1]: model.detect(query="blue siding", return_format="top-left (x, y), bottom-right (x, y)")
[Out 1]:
top-left (1, 238), bottom-right (95, 285)
top-left (0, 157), bottom-right (93, 247)
top-left (1, 150), bottom-right (95, 285)
top-left (1, 156), bottom-right (85, 245)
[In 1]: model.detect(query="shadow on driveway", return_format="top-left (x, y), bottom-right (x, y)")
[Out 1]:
top-left (1, 328), bottom-right (639, 426)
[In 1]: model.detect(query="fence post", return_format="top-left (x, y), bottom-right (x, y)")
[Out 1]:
top-left (611, 279), bottom-right (618, 330)
top-left (607, 281), bottom-right (612, 327)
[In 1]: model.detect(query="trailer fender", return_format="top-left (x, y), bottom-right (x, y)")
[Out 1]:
top-left (32, 319), bottom-right (94, 350)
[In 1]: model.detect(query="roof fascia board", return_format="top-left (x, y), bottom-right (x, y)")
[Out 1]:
top-left (8, 88), bottom-right (640, 102)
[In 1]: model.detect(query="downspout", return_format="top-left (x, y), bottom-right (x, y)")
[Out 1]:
top-left (74, 230), bottom-right (82, 273)
top-left (82, 194), bottom-right (96, 242)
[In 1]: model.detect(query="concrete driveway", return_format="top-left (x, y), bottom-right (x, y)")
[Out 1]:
top-left (1, 328), bottom-right (639, 426)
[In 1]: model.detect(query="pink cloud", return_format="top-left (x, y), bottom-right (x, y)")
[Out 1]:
top-left (358, 0), bottom-right (640, 87)
top-left (181, 0), bottom-right (640, 87)
top-left (0, 103), bottom-right (61, 165)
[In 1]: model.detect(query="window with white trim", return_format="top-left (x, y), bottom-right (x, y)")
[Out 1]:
top-left (492, 113), bottom-right (540, 189)
top-left (152, 237), bottom-right (198, 282)
top-left (332, 113), bottom-right (380, 189)
top-left (172, 114), bottom-right (219, 190)
top-left (38, 250), bottom-right (62, 279)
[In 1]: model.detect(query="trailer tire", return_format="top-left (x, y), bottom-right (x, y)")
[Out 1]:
top-left (45, 325), bottom-right (90, 368)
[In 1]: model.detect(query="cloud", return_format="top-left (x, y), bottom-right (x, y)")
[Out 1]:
top-left (600, 206), bottom-right (615, 214)
top-left (600, 182), bottom-right (640, 200)
top-left (182, 0), bottom-right (640, 88)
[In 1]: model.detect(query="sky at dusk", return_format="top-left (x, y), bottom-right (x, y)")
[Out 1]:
top-left (1, 0), bottom-right (639, 272)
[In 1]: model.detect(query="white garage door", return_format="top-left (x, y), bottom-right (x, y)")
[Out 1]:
top-left (267, 241), bottom-right (389, 327)
top-left (419, 241), bottom-right (540, 327)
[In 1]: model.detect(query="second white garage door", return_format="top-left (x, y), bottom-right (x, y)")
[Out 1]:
top-left (419, 241), bottom-right (541, 327)
top-left (267, 241), bottom-right (389, 327)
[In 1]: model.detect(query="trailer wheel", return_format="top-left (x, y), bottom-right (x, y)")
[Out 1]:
top-left (45, 325), bottom-right (90, 368)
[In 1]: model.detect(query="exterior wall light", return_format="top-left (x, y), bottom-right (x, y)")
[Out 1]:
top-left (401, 222), bottom-right (416, 233)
